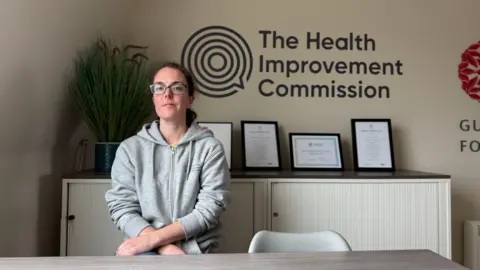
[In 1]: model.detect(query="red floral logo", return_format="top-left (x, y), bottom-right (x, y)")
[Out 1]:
top-left (458, 40), bottom-right (480, 101)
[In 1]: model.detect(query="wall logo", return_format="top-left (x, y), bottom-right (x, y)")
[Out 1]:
top-left (458, 40), bottom-right (480, 101)
top-left (458, 40), bottom-right (480, 153)
top-left (182, 25), bottom-right (404, 99)
top-left (181, 26), bottom-right (253, 98)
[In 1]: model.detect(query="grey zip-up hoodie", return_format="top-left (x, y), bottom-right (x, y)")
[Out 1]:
top-left (104, 120), bottom-right (232, 254)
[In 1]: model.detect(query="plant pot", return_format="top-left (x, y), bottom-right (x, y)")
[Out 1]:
top-left (94, 142), bottom-right (120, 174)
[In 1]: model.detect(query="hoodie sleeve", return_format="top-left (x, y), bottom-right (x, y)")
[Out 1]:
top-left (104, 143), bottom-right (151, 238)
top-left (177, 142), bottom-right (232, 240)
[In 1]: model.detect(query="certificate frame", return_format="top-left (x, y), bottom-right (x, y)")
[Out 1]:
top-left (288, 133), bottom-right (344, 171)
top-left (351, 118), bottom-right (395, 172)
top-left (241, 120), bottom-right (282, 170)
top-left (197, 121), bottom-right (233, 170)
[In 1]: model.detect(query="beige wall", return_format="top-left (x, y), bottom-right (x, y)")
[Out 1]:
top-left (0, 0), bottom-right (135, 256)
top-left (129, 0), bottom-right (480, 264)
top-left (1, 0), bottom-right (478, 264)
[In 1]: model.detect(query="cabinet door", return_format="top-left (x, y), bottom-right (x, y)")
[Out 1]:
top-left (270, 182), bottom-right (440, 254)
top-left (220, 182), bottom-right (255, 253)
top-left (65, 181), bottom-right (263, 255)
top-left (66, 183), bottom-right (124, 256)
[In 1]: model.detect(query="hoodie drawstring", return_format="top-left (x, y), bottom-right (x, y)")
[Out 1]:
top-left (152, 143), bottom-right (156, 179)
top-left (186, 141), bottom-right (193, 175)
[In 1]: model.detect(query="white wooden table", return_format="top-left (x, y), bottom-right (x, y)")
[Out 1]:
top-left (0, 250), bottom-right (466, 269)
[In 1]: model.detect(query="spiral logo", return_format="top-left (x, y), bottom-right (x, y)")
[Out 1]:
top-left (458, 40), bottom-right (480, 101)
top-left (181, 26), bottom-right (253, 98)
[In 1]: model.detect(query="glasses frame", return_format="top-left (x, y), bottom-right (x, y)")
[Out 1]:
top-left (150, 82), bottom-right (188, 95)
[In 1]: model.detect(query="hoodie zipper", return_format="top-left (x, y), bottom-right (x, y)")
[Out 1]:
top-left (169, 145), bottom-right (175, 220)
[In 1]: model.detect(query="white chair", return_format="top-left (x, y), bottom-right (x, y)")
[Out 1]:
top-left (248, 230), bottom-right (352, 253)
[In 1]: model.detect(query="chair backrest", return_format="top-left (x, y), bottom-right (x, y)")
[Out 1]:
top-left (248, 230), bottom-right (352, 253)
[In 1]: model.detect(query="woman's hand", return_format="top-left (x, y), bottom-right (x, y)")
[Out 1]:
top-left (116, 235), bottom-right (156, 256)
top-left (116, 222), bottom-right (186, 256)
top-left (157, 244), bottom-right (185, 255)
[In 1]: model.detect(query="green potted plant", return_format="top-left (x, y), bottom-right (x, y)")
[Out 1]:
top-left (69, 37), bottom-right (153, 174)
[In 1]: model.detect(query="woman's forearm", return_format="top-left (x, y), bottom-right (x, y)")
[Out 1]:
top-left (150, 221), bottom-right (186, 247)
top-left (136, 225), bottom-right (184, 254)
top-left (138, 226), bottom-right (156, 236)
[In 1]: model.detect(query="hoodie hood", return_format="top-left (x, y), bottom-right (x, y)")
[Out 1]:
top-left (137, 120), bottom-right (214, 146)
top-left (136, 120), bottom-right (216, 178)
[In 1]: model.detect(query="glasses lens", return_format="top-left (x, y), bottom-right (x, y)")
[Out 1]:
top-left (171, 84), bottom-right (186, 94)
top-left (151, 84), bottom-right (166, 94)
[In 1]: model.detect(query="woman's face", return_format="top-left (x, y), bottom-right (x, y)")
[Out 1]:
top-left (152, 67), bottom-right (193, 122)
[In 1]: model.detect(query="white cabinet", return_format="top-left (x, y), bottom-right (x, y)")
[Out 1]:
top-left (60, 170), bottom-right (451, 259)
top-left (268, 178), bottom-right (451, 259)
top-left (60, 177), bottom-right (267, 256)
top-left (61, 182), bottom-right (124, 256)
top-left (219, 181), bottom-right (267, 253)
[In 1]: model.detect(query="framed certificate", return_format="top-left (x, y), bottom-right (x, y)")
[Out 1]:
top-left (241, 121), bottom-right (282, 170)
top-left (289, 133), bottom-right (344, 171)
top-left (197, 122), bottom-right (233, 170)
top-left (351, 118), bottom-right (395, 171)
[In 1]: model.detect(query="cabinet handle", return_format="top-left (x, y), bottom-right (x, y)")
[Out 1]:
top-left (68, 215), bottom-right (75, 221)
top-left (273, 212), bottom-right (278, 217)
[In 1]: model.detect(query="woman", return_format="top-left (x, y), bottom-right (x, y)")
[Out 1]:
top-left (105, 62), bottom-right (231, 256)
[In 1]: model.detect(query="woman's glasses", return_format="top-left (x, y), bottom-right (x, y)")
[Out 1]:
top-left (150, 82), bottom-right (187, 95)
